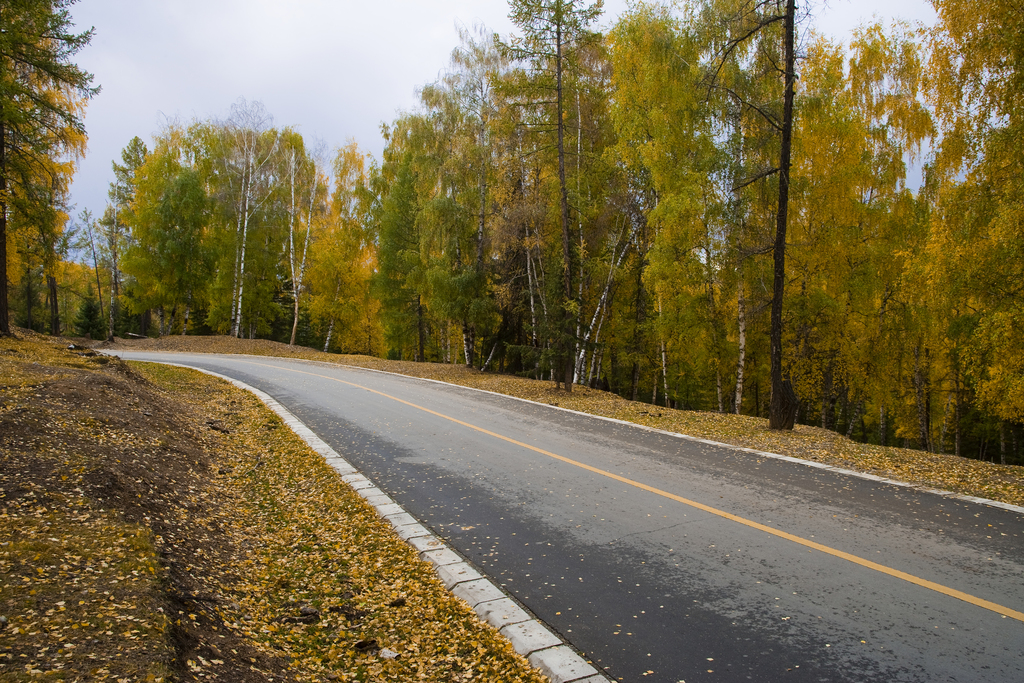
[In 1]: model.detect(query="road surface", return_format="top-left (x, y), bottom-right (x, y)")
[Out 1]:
top-left (113, 351), bottom-right (1024, 683)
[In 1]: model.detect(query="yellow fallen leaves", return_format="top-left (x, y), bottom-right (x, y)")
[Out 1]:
top-left (0, 503), bottom-right (172, 681)
top-left (135, 361), bottom-right (549, 682)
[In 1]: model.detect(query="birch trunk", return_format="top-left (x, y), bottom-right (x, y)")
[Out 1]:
top-left (661, 340), bottom-right (669, 408)
top-left (734, 276), bottom-right (747, 414)
top-left (323, 317), bottom-right (335, 353)
top-left (574, 219), bottom-right (635, 382)
top-left (291, 152), bottom-right (318, 346)
top-left (85, 218), bottom-right (104, 321)
top-left (182, 302), bottom-right (191, 336)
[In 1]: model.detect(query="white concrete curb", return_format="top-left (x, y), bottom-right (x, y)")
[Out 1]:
top-left (147, 361), bottom-right (611, 683)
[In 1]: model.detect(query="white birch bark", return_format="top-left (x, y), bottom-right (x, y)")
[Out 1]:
top-left (574, 219), bottom-right (636, 382)
top-left (734, 276), bottom-right (747, 414)
top-left (224, 100), bottom-right (280, 338)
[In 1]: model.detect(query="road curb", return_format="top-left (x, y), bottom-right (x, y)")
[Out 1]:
top-left (152, 361), bottom-right (611, 683)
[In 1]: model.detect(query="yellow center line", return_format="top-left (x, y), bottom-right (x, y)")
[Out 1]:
top-left (243, 359), bottom-right (1024, 623)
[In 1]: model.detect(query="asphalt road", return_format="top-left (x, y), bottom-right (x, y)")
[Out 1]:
top-left (113, 352), bottom-right (1024, 683)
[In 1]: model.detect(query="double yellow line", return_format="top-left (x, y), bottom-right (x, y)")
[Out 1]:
top-left (248, 359), bottom-right (1024, 623)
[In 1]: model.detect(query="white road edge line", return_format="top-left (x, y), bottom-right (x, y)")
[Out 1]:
top-left (147, 361), bottom-right (611, 683)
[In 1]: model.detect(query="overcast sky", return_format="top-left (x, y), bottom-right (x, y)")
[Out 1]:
top-left (66, 0), bottom-right (938, 222)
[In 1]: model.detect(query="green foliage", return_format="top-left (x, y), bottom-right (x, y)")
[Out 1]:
top-left (0, 0), bottom-right (97, 335)
top-left (74, 292), bottom-right (105, 339)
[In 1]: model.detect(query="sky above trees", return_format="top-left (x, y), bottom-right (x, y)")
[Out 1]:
top-left (67, 1), bottom-right (936, 222)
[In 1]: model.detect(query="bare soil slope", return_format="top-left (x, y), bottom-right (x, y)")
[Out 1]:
top-left (1, 332), bottom-right (548, 682)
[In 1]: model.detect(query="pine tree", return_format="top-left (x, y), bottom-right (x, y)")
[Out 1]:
top-left (0, 0), bottom-right (97, 335)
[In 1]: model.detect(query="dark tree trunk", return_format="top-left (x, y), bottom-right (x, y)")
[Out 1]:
top-left (416, 295), bottom-right (426, 363)
top-left (768, 0), bottom-right (798, 430)
top-left (914, 343), bottom-right (931, 451)
top-left (555, 18), bottom-right (574, 393)
top-left (47, 275), bottom-right (59, 335)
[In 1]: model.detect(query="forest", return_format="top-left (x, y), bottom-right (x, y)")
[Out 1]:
top-left (3, 1), bottom-right (1022, 463)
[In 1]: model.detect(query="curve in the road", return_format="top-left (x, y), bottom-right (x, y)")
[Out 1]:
top-left (113, 352), bottom-right (1024, 683)
top-left (160, 361), bottom-right (611, 683)
top-left (240, 359), bottom-right (1024, 625)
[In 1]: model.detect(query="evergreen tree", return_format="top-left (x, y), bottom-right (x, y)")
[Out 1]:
top-left (0, 0), bottom-right (97, 335)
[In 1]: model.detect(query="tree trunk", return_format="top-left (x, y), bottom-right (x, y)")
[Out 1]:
top-left (661, 340), bottom-right (669, 408)
top-left (914, 343), bottom-right (931, 451)
top-left (416, 295), bottom-right (426, 363)
top-left (323, 317), bottom-right (335, 353)
top-left (182, 301), bottom-right (191, 336)
top-left (1000, 422), bottom-right (1007, 466)
top-left (953, 365), bottom-right (962, 457)
top-left (630, 362), bottom-right (640, 402)
top-left (879, 405), bottom-right (888, 447)
top-left (480, 342), bottom-right (498, 373)
top-left (25, 265), bottom-right (34, 331)
top-left (47, 275), bottom-right (59, 335)
top-left (768, 0), bottom-right (798, 431)
top-left (716, 368), bottom-right (724, 413)
top-left (0, 120), bottom-right (9, 336)
top-left (555, 18), bottom-right (573, 393)
top-left (846, 401), bottom-right (861, 440)
top-left (86, 218), bottom-right (104, 322)
top-left (462, 320), bottom-right (475, 368)
top-left (106, 216), bottom-right (120, 342)
top-left (232, 209), bottom-right (251, 338)
top-left (734, 277), bottom-right (747, 414)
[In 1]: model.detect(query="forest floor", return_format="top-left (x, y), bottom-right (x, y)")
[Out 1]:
top-left (0, 331), bottom-right (549, 682)
top-left (96, 334), bottom-right (1024, 509)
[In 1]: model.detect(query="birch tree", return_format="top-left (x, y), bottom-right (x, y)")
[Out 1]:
top-left (220, 99), bottom-right (280, 338)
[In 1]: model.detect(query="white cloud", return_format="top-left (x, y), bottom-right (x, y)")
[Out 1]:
top-left (67, 0), bottom-right (935, 221)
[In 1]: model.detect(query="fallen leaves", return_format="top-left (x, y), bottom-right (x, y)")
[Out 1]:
top-left (3, 332), bottom-right (548, 682)
top-left (135, 358), bottom-right (550, 682)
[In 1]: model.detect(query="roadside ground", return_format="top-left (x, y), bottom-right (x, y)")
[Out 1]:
top-left (0, 331), bottom-right (549, 682)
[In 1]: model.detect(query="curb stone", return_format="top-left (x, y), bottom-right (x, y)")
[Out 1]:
top-left (144, 361), bottom-right (612, 683)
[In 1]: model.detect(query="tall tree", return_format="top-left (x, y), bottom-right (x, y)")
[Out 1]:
top-left (0, 0), bottom-right (96, 335)
top-left (122, 126), bottom-right (212, 334)
top-left (703, 0), bottom-right (798, 428)
top-left (502, 0), bottom-right (604, 392)
top-left (217, 99), bottom-right (280, 338)
top-left (926, 0), bottom-right (1024, 424)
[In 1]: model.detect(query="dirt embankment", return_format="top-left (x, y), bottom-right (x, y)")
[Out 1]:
top-left (1, 332), bottom-right (548, 682)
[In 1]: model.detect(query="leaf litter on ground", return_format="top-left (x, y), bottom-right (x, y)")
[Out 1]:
top-left (1, 331), bottom-right (549, 682)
